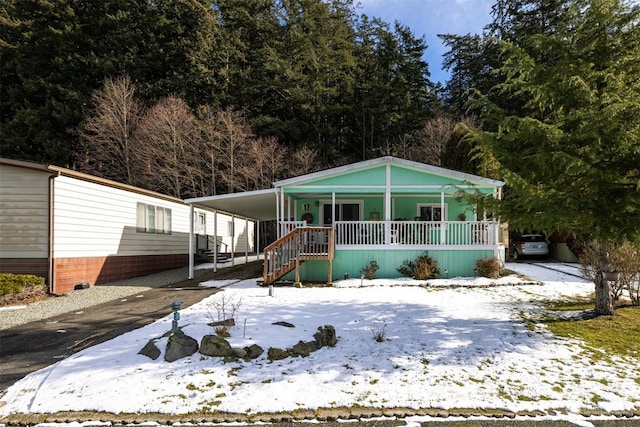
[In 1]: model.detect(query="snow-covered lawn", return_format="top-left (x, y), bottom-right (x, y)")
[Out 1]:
top-left (1, 263), bottom-right (639, 421)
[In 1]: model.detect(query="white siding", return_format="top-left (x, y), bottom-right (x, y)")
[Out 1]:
top-left (0, 165), bottom-right (50, 258)
top-left (52, 176), bottom-right (194, 258)
top-left (202, 211), bottom-right (255, 253)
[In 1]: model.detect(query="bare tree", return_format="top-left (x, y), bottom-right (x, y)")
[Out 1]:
top-left (77, 75), bottom-right (144, 185)
top-left (136, 96), bottom-right (203, 198)
top-left (237, 137), bottom-right (287, 190)
top-left (410, 116), bottom-right (456, 166)
top-left (286, 146), bottom-right (320, 178)
top-left (202, 107), bottom-right (253, 194)
top-left (578, 239), bottom-right (617, 315)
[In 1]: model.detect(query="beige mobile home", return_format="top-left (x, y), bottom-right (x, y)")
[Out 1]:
top-left (0, 158), bottom-right (255, 294)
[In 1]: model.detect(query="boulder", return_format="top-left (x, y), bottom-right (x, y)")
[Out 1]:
top-left (243, 344), bottom-right (264, 360)
top-left (200, 335), bottom-right (235, 358)
top-left (290, 340), bottom-right (318, 357)
top-left (138, 339), bottom-right (161, 360)
top-left (267, 347), bottom-right (289, 361)
top-left (164, 330), bottom-right (199, 362)
top-left (314, 325), bottom-right (337, 348)
top-left (208, 318), bottom-right (235, 328)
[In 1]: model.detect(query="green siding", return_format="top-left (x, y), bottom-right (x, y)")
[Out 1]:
top-left (390, 165), bottom-right (463, 187)
top-left (285, 165), bottom-right (386, 191)
top-left (285, 248), bottom-right (496, 282)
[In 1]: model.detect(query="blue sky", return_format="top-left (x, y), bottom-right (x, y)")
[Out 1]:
top-left (357, 0), bottom-right (494, 84)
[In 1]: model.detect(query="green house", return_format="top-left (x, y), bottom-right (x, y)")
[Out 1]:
top-left (186, 156), bottom-right (506, 284)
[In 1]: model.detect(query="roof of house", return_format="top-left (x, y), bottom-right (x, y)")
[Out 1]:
top-left (274, 156), bottom-right (504, 188)
top-left (186, 156), bottom-right (504, 221)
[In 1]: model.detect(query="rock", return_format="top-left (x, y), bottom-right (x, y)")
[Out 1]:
top-left (272, 321), bottom-right (295, 328)
top-left (232, 348), bottom-right (247, 358)
top-left (138, 339), bottom-right (161, 360)
top-left (314, 325), bottom-right (337, 348)
top-left (267, 347), bottom-right (289, 361)
top-left (164, 330), bottom-right (199, 362)
top-left (289, 340), bottom-right (318, 357)
top-left (244, 344), bottom-right (264, 360)
top-left (200, 335), bottom-right (235, 357)
top-left (207, 318), bottom-right (235, 327)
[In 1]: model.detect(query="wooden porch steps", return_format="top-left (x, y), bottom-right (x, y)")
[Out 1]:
top-left (262, 227), bottom-right (335, 286)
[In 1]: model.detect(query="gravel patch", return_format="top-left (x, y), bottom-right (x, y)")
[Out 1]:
top-left (0, 266), bottom-right (210, 331)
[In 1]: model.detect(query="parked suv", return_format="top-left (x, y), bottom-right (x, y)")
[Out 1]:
top-left (511, 234), bottom-right (549, 260)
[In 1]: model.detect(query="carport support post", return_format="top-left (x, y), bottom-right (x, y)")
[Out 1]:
top-left (213, 210), bottom-right (218, 273)
top-left (188, 205), bottom-right (195, 280)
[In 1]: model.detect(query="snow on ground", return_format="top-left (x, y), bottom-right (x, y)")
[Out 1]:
top-left (1, 263), bottom-right (639, 421)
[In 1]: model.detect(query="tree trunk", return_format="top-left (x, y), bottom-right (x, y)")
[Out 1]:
top-left (594, 276), bottom-right (614, 316)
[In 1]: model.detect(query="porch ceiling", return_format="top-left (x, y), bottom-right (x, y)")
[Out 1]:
top-left (185, 188), bottom-right (278, 221)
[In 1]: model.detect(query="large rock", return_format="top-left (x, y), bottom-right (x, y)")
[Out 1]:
top-left (243, 344), bottom-right (264, 360)
top-left (138, 339), bottom-right (161, 360)
top-left (267, 347), bottom-right (289, 361)
top-left (290, 340), bottom-right (318, 357)
top-left (314, 325), bottom-right (337, 348)
top-left (200, 335), bottom-right (235, 357)
top-left (164, 330), bottom-right (199, 362)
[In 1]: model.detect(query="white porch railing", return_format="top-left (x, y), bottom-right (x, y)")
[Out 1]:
top-left (334, 220), bottom-right (499, 247)
top-left (279, 220), bottom-right (307, 238)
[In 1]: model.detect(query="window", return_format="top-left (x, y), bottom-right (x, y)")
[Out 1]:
top-left (321, 201), bottom-right (362, 225)
top-left (137, 202), bottom-right (172, 234)
top-left (416, 204), bottom-right (447, 222)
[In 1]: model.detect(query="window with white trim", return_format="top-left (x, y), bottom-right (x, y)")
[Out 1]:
top-left (416, 203), bottom-right (447, 222)
top-left (137, 202), bottom-right (172, 234)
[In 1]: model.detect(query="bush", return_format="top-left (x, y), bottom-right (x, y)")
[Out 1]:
top-left (360, 260), bottom-right (379, 280)
top-left (0, 273), bottom-right (46, 297)
top-left (475, 257), bottom-right (504, 279)
top-left (397, 252), bottom-right (439, 280)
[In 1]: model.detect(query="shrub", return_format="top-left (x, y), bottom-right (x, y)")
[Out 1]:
top-left (0, 273), bottom-right (46, 297)
top-left (397, 252), bottom-right (439, 280)
top-left (475, 257), bottom-right (504, 279)
top-left (360, 260), bottom-right (379, 280)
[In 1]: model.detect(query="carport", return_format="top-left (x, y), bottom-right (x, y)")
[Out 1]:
top-left (184, 188), bottom-right (279, 279)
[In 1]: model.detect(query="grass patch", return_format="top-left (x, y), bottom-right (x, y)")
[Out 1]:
top-left (541, 301), bottom-right (640, 359)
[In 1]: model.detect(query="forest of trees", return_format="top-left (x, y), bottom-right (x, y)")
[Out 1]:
top-left (3, 0), bottom-right (640, 313)
top-left (2, 0), bottom-right (639, 203)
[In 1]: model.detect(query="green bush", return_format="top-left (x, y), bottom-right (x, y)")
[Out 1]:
top-left (0, 273), bottom-right (46, 296)
top-left (397, 252), bottom-right (440, 280)
top-left (475, 257), bottom-right (504, 279)
top-left (360, 260), bottom-right (379, 280)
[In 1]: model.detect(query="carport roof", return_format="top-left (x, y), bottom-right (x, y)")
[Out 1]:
top-left (185, 188), bottom-right (278, 221)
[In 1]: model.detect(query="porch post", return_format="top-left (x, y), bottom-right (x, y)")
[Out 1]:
top-left (385, 163), bottom-right (392, 244)
top-left (188, 204), bottom-right (194, 279)
top-left (287, 195), bottom-right (291, 222)
top-left (440, 192), bottom-right (446, 243)
top-left (331, 192), bottom-right (336, 225)
top-left (275, 188), bottom-right (280, 238)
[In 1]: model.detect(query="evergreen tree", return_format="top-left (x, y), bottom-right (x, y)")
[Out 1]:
top-left (472, 0), bottom-right (640, 314)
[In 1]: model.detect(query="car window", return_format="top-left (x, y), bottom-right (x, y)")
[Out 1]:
top-left (522, 235), bottom-right (544, 242)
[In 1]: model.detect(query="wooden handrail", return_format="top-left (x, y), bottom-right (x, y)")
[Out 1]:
top-left (263, 227), bottom-right (334, 285)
